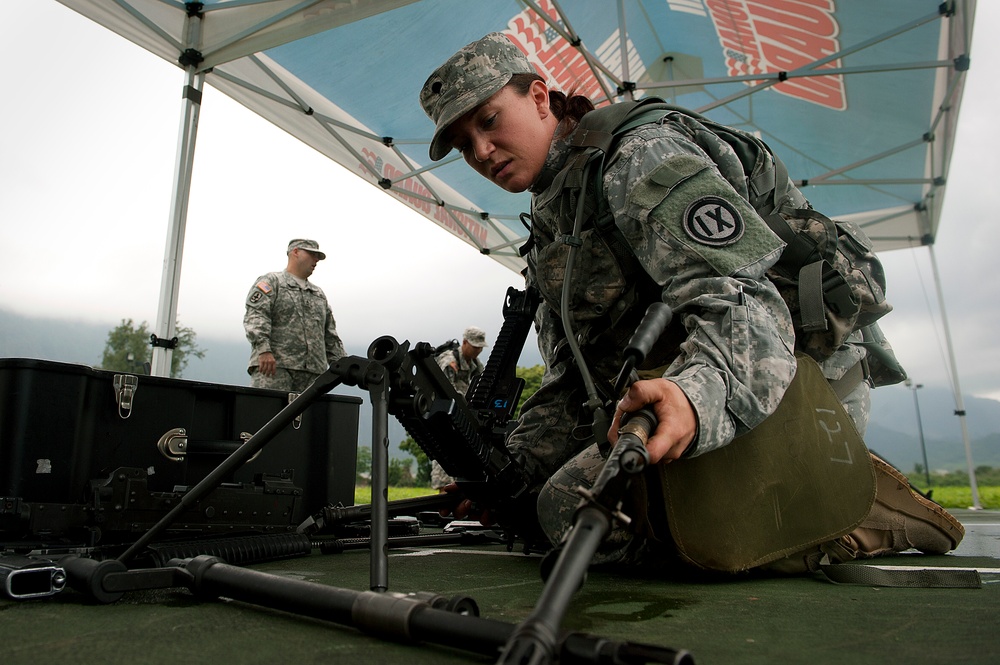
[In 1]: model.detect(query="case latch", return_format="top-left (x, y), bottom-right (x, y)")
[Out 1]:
top-left (112, 374), bottom-right (139, 420)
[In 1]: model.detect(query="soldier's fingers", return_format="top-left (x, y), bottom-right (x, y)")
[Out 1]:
top-left (454, 499), bottom-right (474, 519)
top-left (608, 403), bottom-right (624, 444)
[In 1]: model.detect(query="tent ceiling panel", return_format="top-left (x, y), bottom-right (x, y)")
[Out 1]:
top-left (58, 0), bottom-right (974, 262)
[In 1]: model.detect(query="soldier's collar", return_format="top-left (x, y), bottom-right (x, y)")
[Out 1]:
top-left (530, 121), bottom-right (575, 194)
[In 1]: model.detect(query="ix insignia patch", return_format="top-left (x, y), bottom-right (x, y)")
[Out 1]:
top-left (249, 290), bottom-right (264, 304)
top-left (683, 196), bottom-right (744, 247)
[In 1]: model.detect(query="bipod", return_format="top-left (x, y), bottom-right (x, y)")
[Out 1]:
top-left (61, 553), bottom-right (690, 664)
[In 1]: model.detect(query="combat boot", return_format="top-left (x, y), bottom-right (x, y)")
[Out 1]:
top-left (837, 453), bottom-right (964, 559)
top-left (761, 453), bottom-right (965, 575)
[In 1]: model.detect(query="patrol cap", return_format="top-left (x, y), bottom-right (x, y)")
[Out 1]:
top-left (463, 326), bottom-right (489, 348)
top-left (420, 32), bottom-right (535, 161)
top-left (287, 238), bottom-right (326, 260)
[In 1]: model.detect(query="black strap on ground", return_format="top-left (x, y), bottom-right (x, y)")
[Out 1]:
top-left (819, 563), bottom-right (982, 588)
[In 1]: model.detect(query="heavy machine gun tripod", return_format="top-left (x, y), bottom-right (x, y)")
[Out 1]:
top-left (45, 287), bottom-right (693, 663)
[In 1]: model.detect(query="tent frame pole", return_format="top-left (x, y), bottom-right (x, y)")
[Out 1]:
top-left (927, 243), bottom-right (981, 509)
top-left (151, 12), bottom-right (204, 377)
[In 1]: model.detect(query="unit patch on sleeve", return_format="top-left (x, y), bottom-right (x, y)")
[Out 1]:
top-left (249, 280), bottom-right (273, 304)
top-left (682, 196), bottom-right (744, 247)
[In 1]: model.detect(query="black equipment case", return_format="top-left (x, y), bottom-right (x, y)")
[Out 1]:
top-left (0, 358), bottom-right (360, 548)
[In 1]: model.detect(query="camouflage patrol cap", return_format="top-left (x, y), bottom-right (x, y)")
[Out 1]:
top-left (287, 238), bottom-right (326, 260)
top-left (463, 326), bottom-right (489, 348)
top-left (420, 32), bottom-right (535, 161)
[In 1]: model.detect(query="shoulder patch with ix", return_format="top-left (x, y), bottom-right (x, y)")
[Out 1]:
top-left (683, 196), bottom-right (744, 246)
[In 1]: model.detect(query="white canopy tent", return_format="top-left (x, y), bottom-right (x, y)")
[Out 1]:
top-left (55, 0), bottom-right (981, 506)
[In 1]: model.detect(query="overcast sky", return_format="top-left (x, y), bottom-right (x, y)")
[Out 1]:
top-left (2, 2), bottom-right (999, 404)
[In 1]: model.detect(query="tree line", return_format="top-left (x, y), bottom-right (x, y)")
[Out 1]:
top-left (99, 318), bottom-right (205, 377)
top-left (911, 464), bottom-right (1000, 488)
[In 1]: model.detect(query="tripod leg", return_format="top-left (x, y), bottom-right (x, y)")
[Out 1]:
top-left (369, 377), bottom-right (390, 592)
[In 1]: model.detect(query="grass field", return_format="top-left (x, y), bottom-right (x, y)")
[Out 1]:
top-left (354, 486), bottom-right (440, 504)
top-left (916, 485), bottom-right (1000, 509)
top-left (356, 485), bottom-right (1000, 509)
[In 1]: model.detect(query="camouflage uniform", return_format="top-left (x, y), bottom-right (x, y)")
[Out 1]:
top-left (430, 336), bottom-right (486, 489)
top-left (244, 270), bottom-right (346, 393)
top-left (435, 346), bottom-right (484, 396)
top-left (517, 117), bottom-right (875, 561)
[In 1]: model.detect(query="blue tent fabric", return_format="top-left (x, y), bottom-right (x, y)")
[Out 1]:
top-left (56, 0), bottom-right (973, 264)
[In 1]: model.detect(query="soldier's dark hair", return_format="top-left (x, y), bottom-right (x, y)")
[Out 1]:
top-left (507, 73), bottom-right (595, 137)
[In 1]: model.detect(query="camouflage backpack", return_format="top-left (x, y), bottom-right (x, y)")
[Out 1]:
top-left (559, 98), bottom-right (904, 385)
top-left (433, 338), bottom-right (461, 357)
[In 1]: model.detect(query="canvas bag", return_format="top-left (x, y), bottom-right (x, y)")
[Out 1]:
top-left (653, 354), bottom-right (876, 571)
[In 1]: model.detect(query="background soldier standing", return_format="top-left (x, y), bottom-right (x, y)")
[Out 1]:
top-left (430, 326), bottom-right (489, 490)
top-left (244, 238), bottom-right (346, 393)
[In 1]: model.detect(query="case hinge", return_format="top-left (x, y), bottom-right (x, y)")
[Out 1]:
top-left (289, 392), bottom-right (303, 430)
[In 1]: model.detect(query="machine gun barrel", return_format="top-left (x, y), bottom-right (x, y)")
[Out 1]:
top-left (495, 408), bottom-right (661, 665)
top-left (497, 303), bottom-right (686, 665)
top-left (62, 553), bottom-right (691, 664)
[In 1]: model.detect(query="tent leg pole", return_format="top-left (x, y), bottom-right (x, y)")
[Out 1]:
top-left (152, 14), bottom-right (204, 377)
top-left (927, 244), bottom-right (981, 509)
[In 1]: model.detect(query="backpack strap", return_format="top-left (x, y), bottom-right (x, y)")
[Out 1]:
top-left (764, 205), bottom-right (858, 334)
top-left (827, 360), bottom-right (867, 401)
top-left (556, 102), bottom-right (667, 304)
top-left (570, 98), bottom-right (664, 153)
top-left (567, 100), bottom-right (681, 280)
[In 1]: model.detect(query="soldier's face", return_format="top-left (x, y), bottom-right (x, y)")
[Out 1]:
top-left (446, 81), bottom-right (555, 193)
top-left (462, 340), bottom-right (483, 360)
top-left (294, 249), bottom-right (319, 276)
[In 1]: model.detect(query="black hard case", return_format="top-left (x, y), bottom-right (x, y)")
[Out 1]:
top-left (0, 358), bottom-right (360, 536)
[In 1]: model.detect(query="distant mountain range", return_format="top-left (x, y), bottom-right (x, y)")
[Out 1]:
top-left (2, 308), bottom-right (998, 474)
